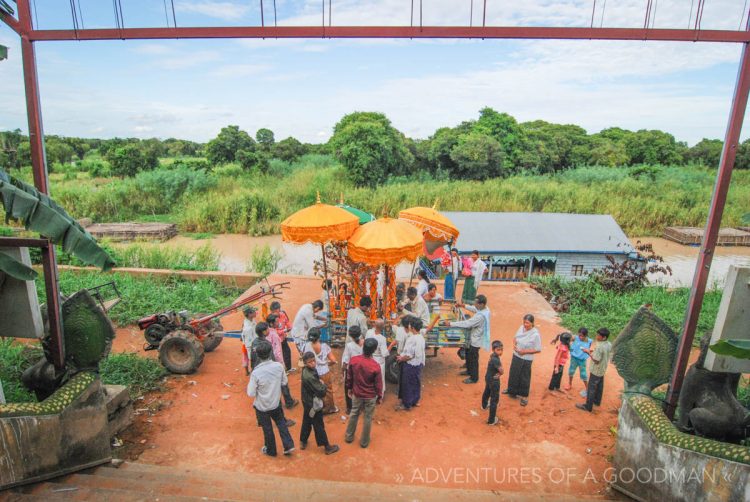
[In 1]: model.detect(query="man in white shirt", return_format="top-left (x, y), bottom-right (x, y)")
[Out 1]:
top-left (405, 287), bottom-right (430, 327)
top-left (291, 300), bottom-right (324, 354)
top-left (247, 340), bottom-right (295, 457)
top-left (346, 296), bottom-right (372, 341)
top-left (240, 306), bottom-right (257, 375)
top-left (471, 250), bottom-right (488, 292)
top-left (395, 317), bottom-right (426, 411)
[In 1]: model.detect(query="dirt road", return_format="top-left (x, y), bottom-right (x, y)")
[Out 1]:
top-left (113, 275), bottom-right (623, 497)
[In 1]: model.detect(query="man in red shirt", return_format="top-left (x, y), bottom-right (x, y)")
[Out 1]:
top-left (344, 338), bottom-right (383, 448)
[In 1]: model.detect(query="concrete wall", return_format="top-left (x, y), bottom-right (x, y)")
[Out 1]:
top-left (613, 397), bottom-right (750, 502)
top-left (0, 247), bottom-right (44, 339)
top-left (555, 253), bottom-right (626, 280)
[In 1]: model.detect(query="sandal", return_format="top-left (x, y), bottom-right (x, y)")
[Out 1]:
top-left (520, 398), bottom-right (528, 406)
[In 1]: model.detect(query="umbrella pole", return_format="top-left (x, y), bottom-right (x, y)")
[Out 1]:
top-left (321, 244), bottom-right (332, 334)
top-left (383, 264), bottom-right (388, 319)
top-left (408, 259), bottom-right (417, 288)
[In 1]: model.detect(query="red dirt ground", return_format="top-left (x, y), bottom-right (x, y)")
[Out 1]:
top-left (112, 275), bottom-right (624, 497)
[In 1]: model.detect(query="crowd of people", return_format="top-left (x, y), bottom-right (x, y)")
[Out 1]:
top-left (242, 257), bottom-right (613, 458)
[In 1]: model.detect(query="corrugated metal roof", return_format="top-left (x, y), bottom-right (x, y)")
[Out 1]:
top-left (444, 212), bottom-right (633, 255)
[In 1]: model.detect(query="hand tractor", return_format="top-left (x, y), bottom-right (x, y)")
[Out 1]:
top-left (138, 281), bottom-right (289, 374)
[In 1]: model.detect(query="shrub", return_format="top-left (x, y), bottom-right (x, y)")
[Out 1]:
top-left (135, 168), bottom-right (217, 206)
top-left (179, 191), bottom-right (280, 235)
top-left (246, 244), bottom-right (283, 277)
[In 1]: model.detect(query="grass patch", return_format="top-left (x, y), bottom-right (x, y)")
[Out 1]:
top-left (530, 276), bottom-right (722, 344)
top-left (37, 270), bottom-right (244, 327)
top-left (114, 243), bottom-right (221, 271)
top-left (134, 214), bottom-right (174, 224)
top-left (99, 353), bottom-right (168, 398)
top-left (183, 232), bottom-right (214, 240)
top-left (0, 339), bottom-right (42, 403)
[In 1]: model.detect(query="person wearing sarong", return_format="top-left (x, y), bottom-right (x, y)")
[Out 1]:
top-left (341, 326), bottom-right (364, 414)
top-left (405, 287), bottom-right (430, 327)
top-left (504, 314), bottom-right (542, 407)
top-left (462, 250), bottom-right (487, 303)
top-left (346, 296), bottom-right (372, 342)
top-left (291, 300), bottom-right (324, 357)
top-left (389, 315), bottom-right (411, 397)
top-left (365, 319), bottom-right (390, 394)
top-left (240, 306), bottom-right (258, 376)
top-left (444, 248), bottom-right (461, 300)
top-left (395, 317), bottom-right (426, 411)
top-left (270, 301), bottom-right (294, 372)
top-left (302, 327), bottom-right (338, 414)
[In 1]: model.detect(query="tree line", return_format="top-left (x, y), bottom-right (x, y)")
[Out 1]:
top-left (1, 107), bottom-right (747, 186)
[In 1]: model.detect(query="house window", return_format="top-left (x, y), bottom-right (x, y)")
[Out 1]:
top-left (572, 265), bottom-right (585, 276)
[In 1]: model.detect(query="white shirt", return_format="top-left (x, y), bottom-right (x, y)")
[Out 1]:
top-left (303, 342), bottom-right (332, 376)
top-left (514, 326), bottom-right (542, 361)
top-left (392, 326), bottom-right (408, 354)
top-left (365, 330), bottom-right (390, 365)
top-left (291, 304), bottom-right (316, 342)
top-left (346, 308), bottom-right (369, 338)
top-left (402, 333), bottom-right (426, 367)
top-left (320, 290), bottom-right (330, 312)
top-left (342, 340), bottom-right (363, 365)
top-left (241, 319), bottom-right (256, 352)
top-left (451, 255), bottom-right (461, 276)
top-left (408, 296), bottom-right (431, 326)
top-left (247, 360), bottom-right (287, 412)
top-left (416, 279), bottom-right (429, 298)
top-left (472, 258), bottom-right (488, 284)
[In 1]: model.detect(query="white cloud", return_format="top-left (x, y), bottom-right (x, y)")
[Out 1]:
top-left (212, 63), bottom-right (272, 77)
top-left (176, 1), bottom-right (252, 22)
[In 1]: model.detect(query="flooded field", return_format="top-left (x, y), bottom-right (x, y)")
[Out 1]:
top-left (142, 233), bottom-right (750, 288)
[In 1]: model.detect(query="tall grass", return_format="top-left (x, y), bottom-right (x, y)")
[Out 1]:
top-left (246, 245), bottom-right (283, 277)
top-left (115, 243), bottom-right (221, 271)
top-left (37, 270), bottom-right (244, 326)
top-left (47, 160), bottom-right (750, 237)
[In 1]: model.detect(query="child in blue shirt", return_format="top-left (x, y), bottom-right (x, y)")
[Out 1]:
top-left (566, 327), bottom-right (592, 395)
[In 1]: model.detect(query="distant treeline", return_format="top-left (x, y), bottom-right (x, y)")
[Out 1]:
top-left (1, 107), bottom-right (746, 186)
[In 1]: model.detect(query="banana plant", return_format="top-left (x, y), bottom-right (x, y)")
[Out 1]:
top-left (0, 168), bottom-right (115, 281)
top-left (709, 339), bottom-right (750, 360)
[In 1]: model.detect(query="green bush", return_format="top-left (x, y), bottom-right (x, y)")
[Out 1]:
top-left (530, 276), bottom-right (722, 344)
top-left (0, 339), bottom-right (42, 403)
top-left (114, 243), bottom-right (220, 271)
top-left (99, 353), bottom-right (167, 398)
top-left (135, 168), bottom-right (217, 206)
top-left (246, 244), bottom-right (283, 277)
top-left (179, 190), bottom-right (280, 235)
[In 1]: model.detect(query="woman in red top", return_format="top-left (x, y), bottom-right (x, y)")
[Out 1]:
top-left (548, 332), bottom-right (572, 392)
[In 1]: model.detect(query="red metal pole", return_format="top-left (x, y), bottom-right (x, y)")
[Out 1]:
top-left (664, 39), bottom-right (750, 420)
top-left (0, 11), bottom-right (22, 34)
top-left (25, 26), bottom-right (750, 44)
top-left (17, 0), bottom-right (66, 370)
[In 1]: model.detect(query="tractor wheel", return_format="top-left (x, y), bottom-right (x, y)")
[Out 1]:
top-left (202, 328), bottom-right (224, 353)
top-left (159, 331), bottom-right (205, 374)
top-left (385, 353), bottom-right (400, 385)
top-left (144, 323), bottom-right (168, 346)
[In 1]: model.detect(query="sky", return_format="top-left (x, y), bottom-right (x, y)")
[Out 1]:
top-left (1, 0), bottom-right (750, 145)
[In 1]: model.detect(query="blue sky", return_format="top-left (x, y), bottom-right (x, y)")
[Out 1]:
top-left (1, 0), bottom-right (749, 144)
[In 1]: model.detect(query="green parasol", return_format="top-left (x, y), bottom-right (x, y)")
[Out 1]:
top-left (336, 195), bottom-right (375, 225)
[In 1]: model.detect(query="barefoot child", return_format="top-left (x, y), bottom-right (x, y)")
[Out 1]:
top-left (548, 332), bottom-right (572, 392)
top-left (576, 328), bottom-right (612, 412)
top-left (483, 340), bottom-right (504, 425)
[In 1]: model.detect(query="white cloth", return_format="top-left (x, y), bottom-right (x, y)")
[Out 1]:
top-left (342, 340), bottom-right (363, 365)
top-left (346, 307), bottom-right (369, 338)
top-left (416, 279), bottom-right (429, 298)
top-left (472, 258), bottom-right (488, 287)
top-left (365, 331), bottom-right (390, 366)
top-left (408, 295), bottom-right (431, 326)
top-left (241, 319), bottom-right (256, 352)
top-left (291, 304), bottom-right (316, 343)
top-left (451, 255), bottom-right (461, 276)
top-left (303, 341), bottom-right (332, 376)
top-left (402, 333), bottom-right (426, 367)
top-left (514, 326), bottom-right (542, 361)
top-left (392, 326), bottom-right (408, 354)
top-left (247, 360), bottom-right (287, 412)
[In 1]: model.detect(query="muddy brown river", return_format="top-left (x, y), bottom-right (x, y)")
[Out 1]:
top-left (139, 234), bottom-right (750, 288)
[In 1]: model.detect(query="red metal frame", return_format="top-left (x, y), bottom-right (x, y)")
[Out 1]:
top-left (1, 0), bottom-right (748, 413)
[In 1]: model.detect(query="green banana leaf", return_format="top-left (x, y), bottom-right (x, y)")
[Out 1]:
top-left (0, 250), bottom-right (38, 281)
top-left (0, 169), bottom-right (115, 271)
top-left (709, 339), bottom-right (750, 360)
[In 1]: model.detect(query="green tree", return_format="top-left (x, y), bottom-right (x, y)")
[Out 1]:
top-left (272, 137), bottom-right (306, 162)
top-left (735, 138), bottom-right (750, 169)
top-left (427, 127), bottom-right (462, 174)
top-left (329, 112), bottom-right (413, 187)
top-left (108, 144), bottom-right (146, 177)
top-left (255, 128), bottom-right (275, 151)
top-left (206, 125), bottom-right (256, 165)
top-left (586, 138), bottom-right (630, 167)
top-left (625, 129), bottom-right (685, 165)
top-left (519, 121), bottom-right (591, 172)
top-left (448, 132), bottom-right (504, 180)
top-left (686, 138), bottom-right (723, 167)
top-left (473, 108), bottom-right (524, 169)
top-left (0, 129), bottom-right (24, 168)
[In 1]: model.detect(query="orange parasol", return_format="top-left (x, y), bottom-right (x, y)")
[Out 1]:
top-left (347, 217), bottom-right (423, 266)
top-left (281, 193), bottom-right (360, 244)
top-left (398, 205), bottom-right (460, 242)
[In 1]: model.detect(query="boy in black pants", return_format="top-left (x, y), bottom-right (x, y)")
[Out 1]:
top-left (482, 340), bottom-right (504, 425)
top-left (576, 328), bottom-right (612, 413)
